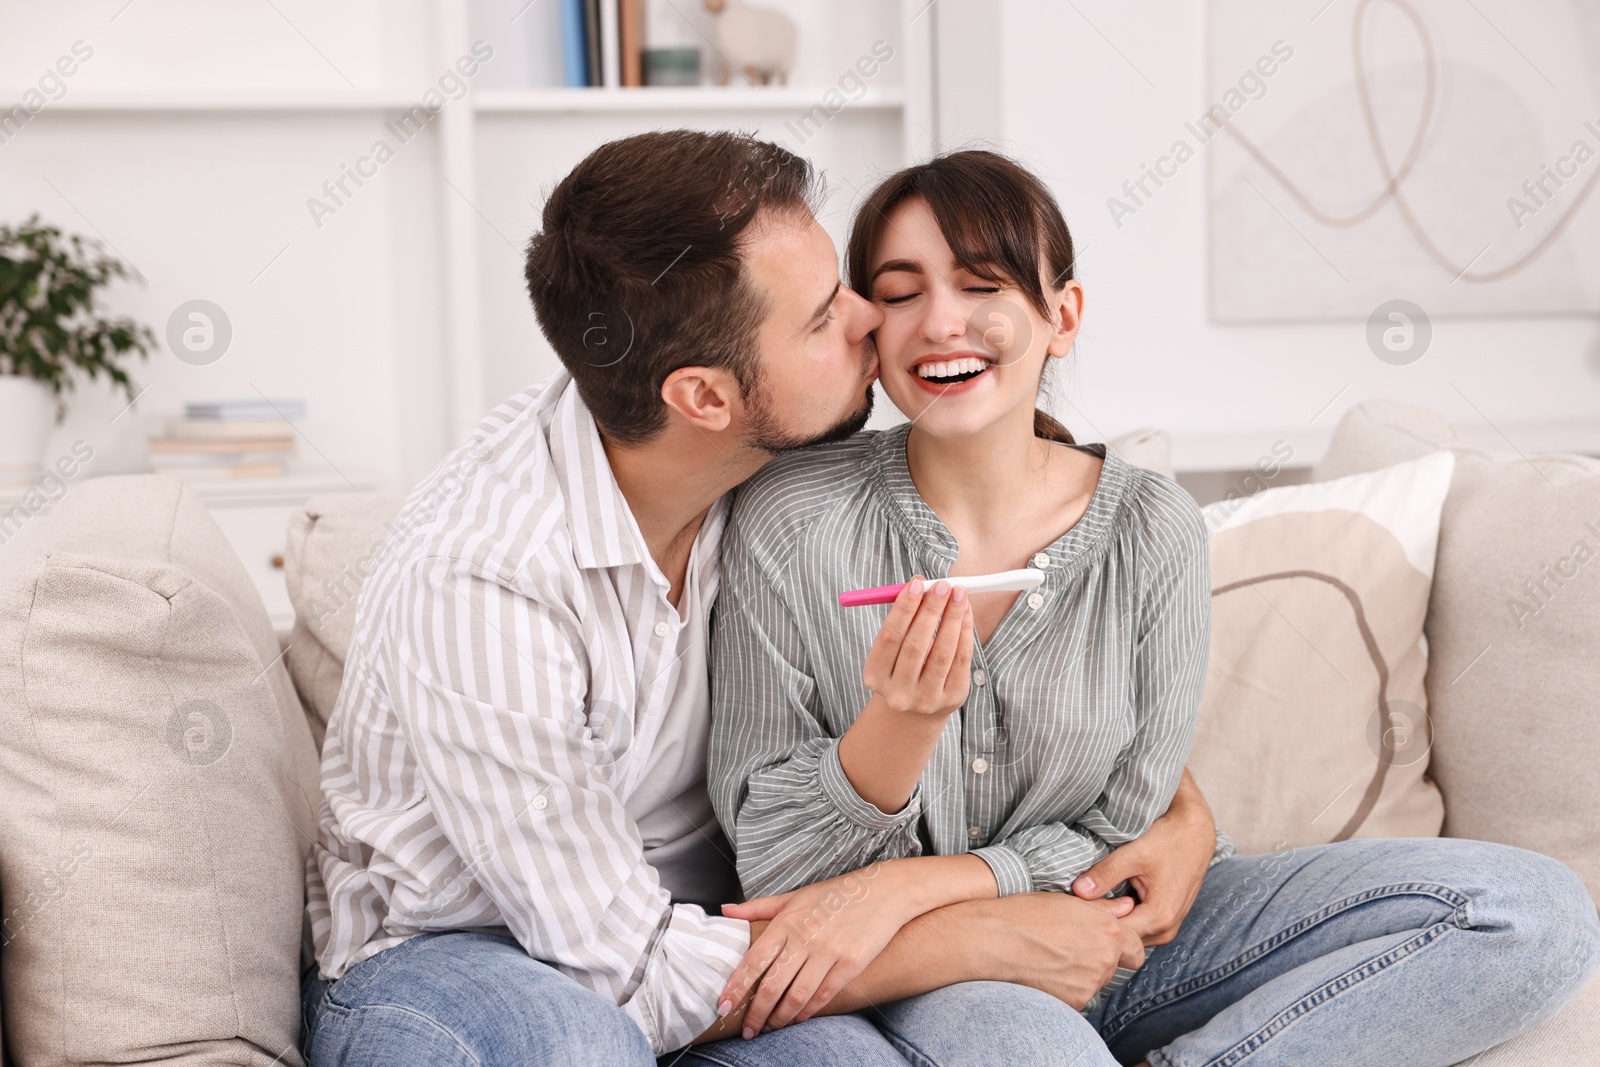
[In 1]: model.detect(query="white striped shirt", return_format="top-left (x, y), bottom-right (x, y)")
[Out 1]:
top-left (305, 372), bottom-right (749, 1055)
top-left (709, 424), bottom-right (1232, 903)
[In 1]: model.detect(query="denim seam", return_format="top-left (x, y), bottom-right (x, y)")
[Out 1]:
top-left (1102, 880), bottom-right (1471, 1045)
top-left (318, 997), bottom-right (483, 1067)
top-left (1199, 919), bottom-right (1457, 1067)
top-left (673, 1040), bottom-right (836, 1067)
top-left (668, 1045), bottom-right (752, 1067)
top-left (876, 1024), bottom-right (941, 1067)
top-left (323, 931), bottom-right (435, 1007)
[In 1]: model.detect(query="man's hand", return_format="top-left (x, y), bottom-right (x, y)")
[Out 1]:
top-left (1071, 768), bottom-right (1216, 946)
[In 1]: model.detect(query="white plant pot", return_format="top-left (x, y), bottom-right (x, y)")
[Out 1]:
top-left (0, 375), bottom-right (57, 481)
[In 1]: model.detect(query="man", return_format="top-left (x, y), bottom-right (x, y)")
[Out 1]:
top-left (299, 130), bottom-right (1211, 1066)
top-left (301, 131), bottom-right (1598, 1066)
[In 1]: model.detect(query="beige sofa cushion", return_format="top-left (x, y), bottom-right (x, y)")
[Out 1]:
top-left (283, 493), bottom-right (405, 741)
top-left (1316, 401), bottom-right (1600, 903)
top-left (1456, 970), bottom-right (1600, 1066)
top-left (0, 475), bottom-right (319, 1067)
top-left (1107, 428), bottom-right (1177, 481)
top-left (1187, 454), bottom-right (1452, 854)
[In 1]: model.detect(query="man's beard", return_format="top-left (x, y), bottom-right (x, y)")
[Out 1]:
top-left (740, 368), bottom-right (876, 456)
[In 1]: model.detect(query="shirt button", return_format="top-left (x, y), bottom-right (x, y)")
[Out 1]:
top-left (967, 825), bottom-right (983, 840)
top-left (1026, 592), bottom-right (1044, 610)
top-left (971, 757), bottom-right (990, 774)
top-left (653, 621), bottom-right (670, 638)
top-left (532, 795), bottom-right (549, 811)
top-left (972, 669), bottom-right (987, 687)
top-left (1031, 552), bottom-right (1051, 569)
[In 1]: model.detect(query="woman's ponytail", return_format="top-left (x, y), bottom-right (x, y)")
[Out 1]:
top-left (1034, 409), bottom-right (1075, 444)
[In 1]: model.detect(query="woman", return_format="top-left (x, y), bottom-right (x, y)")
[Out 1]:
top-left (705, 149), bottom-right (1219, 1063)
top-left (702, 150), bottom-right (1600, 1067)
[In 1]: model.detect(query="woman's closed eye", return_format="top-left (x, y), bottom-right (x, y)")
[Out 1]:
top-left (877, 285), bottom-right (1003, 306)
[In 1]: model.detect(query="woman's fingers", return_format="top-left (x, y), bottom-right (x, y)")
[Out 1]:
top-left (890, 580), bottom-right (952, 686)
top-left (795, 964), bottom-right (850, 1024)
top-left (721, 891), bottom-right (794, 922)
top-left (919, 586), bottom-right (969, 687)
top-left (719, 926), bottom-right (788, 1018)
top-left (742, 941), bottom-right (807, 1038)
top-left (764, 955), bottom-right (834, 1031)
top-left (943, 605), bottom-right (975, 699)
top-left (863, 577), bottom-right (926, 688)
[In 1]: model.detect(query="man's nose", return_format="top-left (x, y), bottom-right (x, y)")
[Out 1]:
top-left (842, 287), bottom-right (883, 340)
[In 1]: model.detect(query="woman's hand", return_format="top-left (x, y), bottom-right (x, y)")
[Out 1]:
top-left (1071, 768), bottom-right (1216, 946)
top-left (978, 892), bottom-right (1146, 1010)
top-left (717, 862), bottom-right (920, 1037)
top-left (717, 855), bottom-right (998, 1037)
top-left (861, 576), bottom-right (974, 717)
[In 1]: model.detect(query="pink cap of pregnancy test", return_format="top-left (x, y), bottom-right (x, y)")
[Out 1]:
top-left (838, 581), bottom-right (916, 607)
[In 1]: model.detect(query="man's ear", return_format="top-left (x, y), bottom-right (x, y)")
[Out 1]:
top-left (1047, 279), bottom-right (1085, 359)
top-left (661, 365), bottom-right (742, 433)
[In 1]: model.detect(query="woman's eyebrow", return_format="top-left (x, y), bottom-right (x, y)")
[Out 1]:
top-left (869, 259), bottom-right (923, 283)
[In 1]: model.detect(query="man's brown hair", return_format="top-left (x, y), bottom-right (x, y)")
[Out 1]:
top-left (525, 130), bottom-right (818, 444)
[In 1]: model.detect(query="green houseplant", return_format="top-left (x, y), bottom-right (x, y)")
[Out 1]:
top-left (0, 214), bottom-right (153, 476)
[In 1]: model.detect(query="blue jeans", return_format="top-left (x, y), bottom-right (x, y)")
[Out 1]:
top-left (1093, 838), bottom-right (1599, 1067)
top-left (301, 839), bottom-right (1599, 1067)
top-left (298, 930), bottom-right (900, 1067)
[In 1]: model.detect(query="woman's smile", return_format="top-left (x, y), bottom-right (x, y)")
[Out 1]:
top-left (907, 349), bottom-right (998, 396)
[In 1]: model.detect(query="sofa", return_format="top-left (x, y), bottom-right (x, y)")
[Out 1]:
top-left (0, 398), bottom-right (1594, 1065)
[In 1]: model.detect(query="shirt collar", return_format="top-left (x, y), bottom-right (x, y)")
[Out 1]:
top-left (866, 421), bottom-right (1132, 578)
top-left (546, 375), bottom-right (731, 577)
top-left (547, 377), bottom-right (646, 570)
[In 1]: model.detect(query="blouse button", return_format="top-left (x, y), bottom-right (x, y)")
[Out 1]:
top-left (972, 669), bottom-right (987, 686)
top-left (967, 825), bottom-right (983, 840)
top-left (1031, 552), bottom-right (1051, 569)
top-left (532, 795), bottom-right (549, 811)
top-left (1026, 592), bottom-right (1044, 610)
top-left (653, 621), bottom-right (671, 638)
top-left (971, 757), bottom-right (990, 774)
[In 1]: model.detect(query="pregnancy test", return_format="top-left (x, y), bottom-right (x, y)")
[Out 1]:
top-left (838, 568), bottom-right (1045, 607)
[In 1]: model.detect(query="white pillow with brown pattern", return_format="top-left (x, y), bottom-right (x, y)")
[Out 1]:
top-left (1187, 451), bottom-right (1454, 855)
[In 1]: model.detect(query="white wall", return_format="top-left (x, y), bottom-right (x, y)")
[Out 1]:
top-left (988, 0), bottom-right (1600, 470)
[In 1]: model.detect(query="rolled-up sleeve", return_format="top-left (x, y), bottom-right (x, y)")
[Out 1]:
top-left (971, 499), bottom-right (1212, 895)
top-left (394, 555), bottom-right (749, 1054)
top-left (709, 528), bottom-right (924, 900)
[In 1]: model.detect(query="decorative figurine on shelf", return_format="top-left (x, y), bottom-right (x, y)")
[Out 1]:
top-left (702, 0), bottom-right (796, 86)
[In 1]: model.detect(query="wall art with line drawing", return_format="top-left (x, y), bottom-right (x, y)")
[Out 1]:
top-left (1208, 0), bottom-right (1600, 321)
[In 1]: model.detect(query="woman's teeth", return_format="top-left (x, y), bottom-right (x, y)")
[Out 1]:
top-left (916, 356), bottom-right (990, 381)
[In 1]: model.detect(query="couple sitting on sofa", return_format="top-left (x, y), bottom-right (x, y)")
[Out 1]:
top-left (297, 131), bottom-right (1599, 1066)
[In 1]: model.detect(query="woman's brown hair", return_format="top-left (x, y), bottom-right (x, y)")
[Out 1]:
top-left (845, 150), bottom-right (1077, 444)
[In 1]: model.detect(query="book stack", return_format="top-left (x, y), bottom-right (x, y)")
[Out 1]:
top-left (147, 398), bottom-right (306, 482)
top-left (562, 0), bottom-right (646, 86)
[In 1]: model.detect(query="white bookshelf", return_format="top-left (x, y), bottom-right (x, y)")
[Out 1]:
top-left (33, 91), bottom-right (421, 112)
top-left (473, 86), bottom-right (908, 112)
